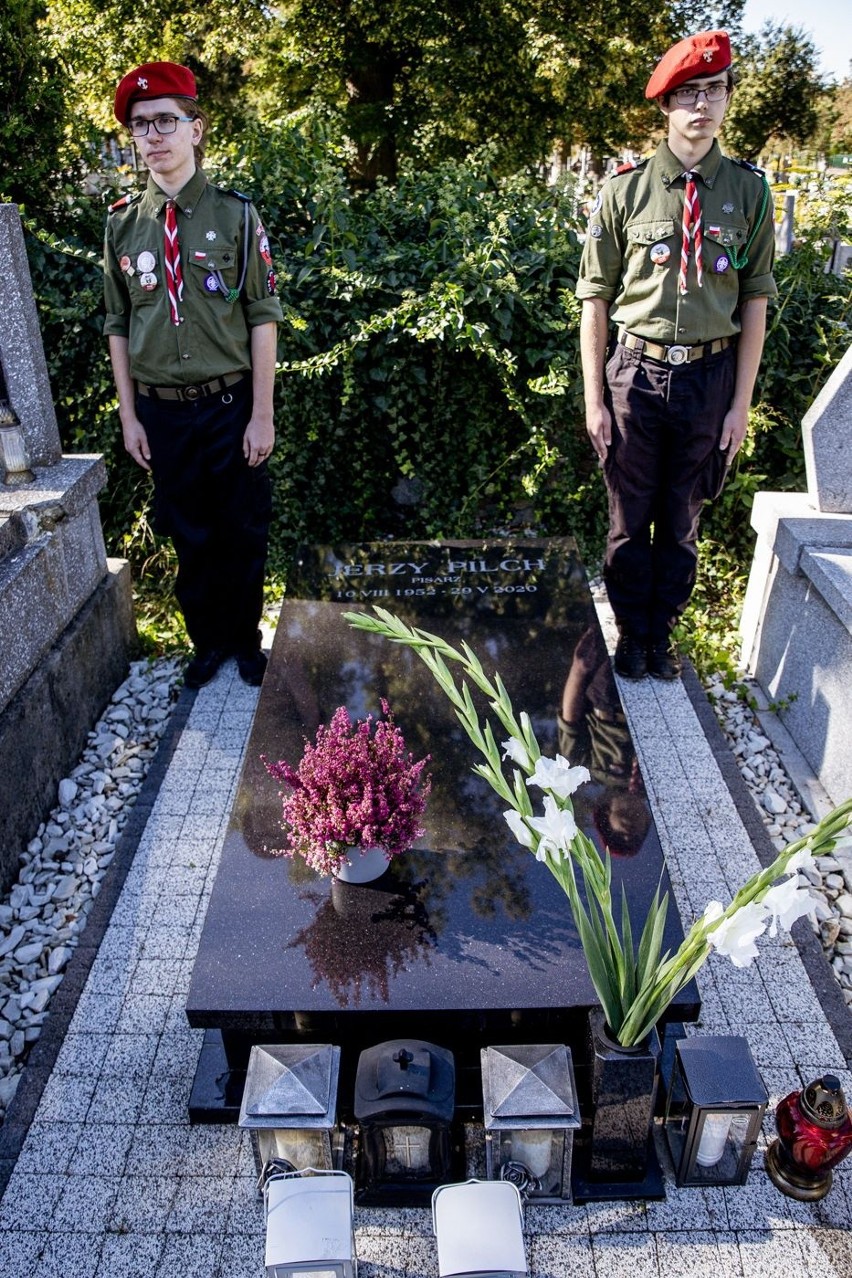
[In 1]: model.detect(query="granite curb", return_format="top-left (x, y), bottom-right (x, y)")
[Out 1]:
top-left (0, 683), bottom-right (197, 1199)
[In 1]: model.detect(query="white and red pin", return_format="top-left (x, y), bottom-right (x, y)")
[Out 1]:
top-left (650, 242), bottom-right (671, 265)
top-left (137, 76), bottom-right (148, 89)
top-left (139, 272), bottom-right (158, 291)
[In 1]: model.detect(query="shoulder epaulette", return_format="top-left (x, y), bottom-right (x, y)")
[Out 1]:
top-left (733, 158), bottom-right (766, 177)
top-left (610, 157), bottom-right (649, 179)
top-left (108, 191), bottom-right (142, 213)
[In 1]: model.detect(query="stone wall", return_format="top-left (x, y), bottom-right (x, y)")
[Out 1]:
top-left (0, 205), bottom-right (136, 895)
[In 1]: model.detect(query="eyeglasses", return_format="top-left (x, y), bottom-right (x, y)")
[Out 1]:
top-left (672, 82), bottom-right (729, 106)
top-left (128, 114), bottom-right (195, 137)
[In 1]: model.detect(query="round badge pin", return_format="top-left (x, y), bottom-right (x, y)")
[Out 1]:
top-left (119, 255), bottom-right (131, 273)
top-left (204, 274), bottom-right (220, 293)
top-left (139, 272), bottom-right (157, 290)
top-left (136, 250), bottom-right (156, 273)
top-left (590, 224), bottom-right (603, 239)
top-left (715, 254), bottom-right (730, 273)
top-left (650, 242), bottom-right (670, 265)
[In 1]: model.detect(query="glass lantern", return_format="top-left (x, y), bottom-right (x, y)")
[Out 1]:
top-left (238, 1043), bottom-right (341, 1185)
top-left (481, 1043), bottom-right (581, 1203)
top-left (664, 1035), bottom-right (766, 1187)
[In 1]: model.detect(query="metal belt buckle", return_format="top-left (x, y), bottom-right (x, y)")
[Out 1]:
top-left (666, 345), bottom-right (689, 366)
top-left (183, 385), bottom-right (201, 401)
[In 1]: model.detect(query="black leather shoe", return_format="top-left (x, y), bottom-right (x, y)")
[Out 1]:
top-left (184, 649), bottom-right (227, 689)
top-left (647, 637), bottom-right (682, 681)
top-left (235, 647), bottom-right (268, 687)
top-left (614, 632), bottom-right (648, 680)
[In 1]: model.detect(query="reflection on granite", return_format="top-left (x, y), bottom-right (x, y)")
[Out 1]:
top-left (288, 876), bottom-right (437, 1007)
top-left (187, 541), bottom-right (698, 1055)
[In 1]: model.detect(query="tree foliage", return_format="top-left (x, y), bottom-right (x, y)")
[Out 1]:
top-left (31, 0), bottom-right (752, 188)
top-left (0, 0), bottom-right (67, 214)
top-left (723, 22), bottom-right (827, 161)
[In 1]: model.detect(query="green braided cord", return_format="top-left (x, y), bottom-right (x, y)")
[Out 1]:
top-left (225, 288), bottom-right (240, 304)
top-left (726, 176), bottom-right (771, 271)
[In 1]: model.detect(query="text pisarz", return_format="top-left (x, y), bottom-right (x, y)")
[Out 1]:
top-left (329, 558), bottom-right (545, 600)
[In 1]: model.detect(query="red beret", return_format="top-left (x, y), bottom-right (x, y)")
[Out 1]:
top-left (645, 30), bottom-right (731, 100)
top-left (114, 62), bottom-right (197, 124)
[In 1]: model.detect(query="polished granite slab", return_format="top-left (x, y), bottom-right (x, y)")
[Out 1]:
top-left (186, 540), bottom-right (698, 1114)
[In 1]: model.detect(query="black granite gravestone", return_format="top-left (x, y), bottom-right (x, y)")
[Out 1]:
top-left (186, 540), bottom-right (699, 1137)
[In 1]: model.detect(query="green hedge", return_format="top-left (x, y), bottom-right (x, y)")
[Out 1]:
top-left (19, 134), bottom-right (851, 661)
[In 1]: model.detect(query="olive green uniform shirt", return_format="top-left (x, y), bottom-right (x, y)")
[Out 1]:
top-left (576, 140), bottom-right (777, 345)
top-left (103, 168), bottom-right (283, 386)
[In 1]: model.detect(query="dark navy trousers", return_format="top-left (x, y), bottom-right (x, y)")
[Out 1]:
top-left (601, 341), bottom-right (735, 641)
top-left (136, 377), bottom-right (271, 654)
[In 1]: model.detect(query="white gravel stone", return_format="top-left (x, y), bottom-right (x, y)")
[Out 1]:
top-left (57, 779), bottom-right (78, 808)
top-left (0, 656), bottom-right (181, 1121)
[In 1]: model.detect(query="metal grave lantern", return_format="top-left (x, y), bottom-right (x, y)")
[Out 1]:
top-left (481, 1043), bottom-right (581, 1203)
top-left (238, 1043), bottom-right (341, 1182)
top-left (664, 1035), bottom-right (766, 1187)
top-left (354, 1038), bottom-right (456, 1205)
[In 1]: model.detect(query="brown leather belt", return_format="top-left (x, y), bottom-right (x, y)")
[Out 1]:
top-left (618, 330), bottom-right (734, 366)
top-left (137, 372), bottom-right (246, 402)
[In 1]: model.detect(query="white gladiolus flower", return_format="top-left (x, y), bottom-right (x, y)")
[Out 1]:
top-left (703, 899), bottom-right (768, 968)
top-left (527, 755), bottom-right (590, 800)
top-left (763, 877), bottom-right (816, 937)
top-left (784, 848), bottom-right (815, 875)
top-left (528, 796), bottom-right (578, 862)
top-left (504, 809), bottom-right (535, 850)
top-left (502, 737), bottom-right (531, 769)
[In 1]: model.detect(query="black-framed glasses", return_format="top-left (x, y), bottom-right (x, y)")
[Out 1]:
top-left (128, 114), bottom-right (195, 137)
top-left (673, 82), bottom-right (729, 106)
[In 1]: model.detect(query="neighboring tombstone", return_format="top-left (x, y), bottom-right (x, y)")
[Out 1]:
top-left (0, 210), bottom-right (62, 468)
top-left (775, 191), bottom-right (795, 256)
top-left (0, 205), bottom-right (136, 894)
top-left (741, 340), bottom-right (852, 806)
top-left (802, 340), bottom-right (852, 515)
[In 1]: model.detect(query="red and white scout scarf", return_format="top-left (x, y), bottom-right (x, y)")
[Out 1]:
top-left (163, 199), bottom-right (184, 325)
top-left (679, 171), bottom-right (703, 295)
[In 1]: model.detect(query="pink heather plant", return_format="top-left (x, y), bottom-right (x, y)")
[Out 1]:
top-left (263, 700), bottom-right (431, 877)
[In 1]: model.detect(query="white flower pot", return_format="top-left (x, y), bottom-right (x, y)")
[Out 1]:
top-left (333, 845), bottom-right (389, 884)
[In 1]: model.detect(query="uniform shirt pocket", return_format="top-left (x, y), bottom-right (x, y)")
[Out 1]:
top-left (623, 218), bottom-right (677, 284)
top-left (704, 219), bottom-right (749, 249)
top-left (188, 251), bottom-right (238, 298)
top-left (123, 247), bottom-right (162, 305)
top-left (625, 218), bottom-right (676, 247)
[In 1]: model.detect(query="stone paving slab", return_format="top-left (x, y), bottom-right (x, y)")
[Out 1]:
top-left (1, 629), bottom-right (851, 1276)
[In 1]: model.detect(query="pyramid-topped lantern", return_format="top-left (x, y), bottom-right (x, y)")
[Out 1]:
top-left (481, 1043), bottom-right (581, 1203)
top-left (239, 1044), bottom-right (341, 1187)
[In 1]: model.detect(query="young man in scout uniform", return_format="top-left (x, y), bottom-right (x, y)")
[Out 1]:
top-left (577, 30), bottom-right (776, 681)
top-left (104, 62), bottom-right (283, 688)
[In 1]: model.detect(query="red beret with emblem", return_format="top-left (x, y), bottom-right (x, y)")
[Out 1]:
top-left (645, 30), bottom-right (732, 100)
top-left (114, 62), bottom-right (197, 124)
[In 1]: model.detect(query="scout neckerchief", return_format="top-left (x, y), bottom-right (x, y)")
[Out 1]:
top-left (163, 199), bottom-right (184, 324)
top-left (679, 171), bottom-right (703, 294)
